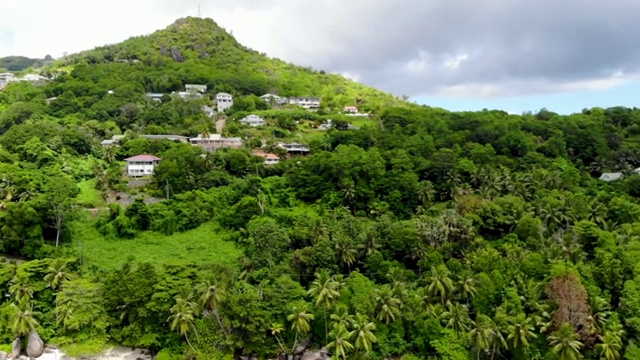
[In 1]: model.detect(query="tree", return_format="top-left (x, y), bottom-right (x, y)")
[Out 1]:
top-left (507, 313), bottom-right (537, 354)
top-left (374, 284), bottom-right (402, 324)
top-left (469, 314), bottom-right (495, 360)
top-left (352, 313), bottom-right (376, 356)
top-left (270, 323), bottom-right (287, 354)
top-left (428, 265), bottom-right (454, 305)
top-left (308, 270), bottom-right (341, 344)
top-left (548, 323), bottom-right (583, 360)
top-left (327, 323), bottom-right (355, 360)
top-left (10, 273), bottom-right (34, 304)
top-left (197, 276), bottom-right (226, 334)
top-left (44, 258), bottom-right (70, 291)
top-left (596, 331), bottom-right (622, 360)
top-left (10, 301), bottom-right (39, 338)
top-left (42, 174), bottom-right (79, 247)
top-left (168, 291), bottom-right (200, 351)
top-left (287, 303), bottom-right (314, 353)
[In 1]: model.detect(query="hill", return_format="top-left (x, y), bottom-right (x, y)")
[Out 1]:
top-left (0, 55), bottom-right (53, 72)
top-left (56, 17), bottom-right (400, 112)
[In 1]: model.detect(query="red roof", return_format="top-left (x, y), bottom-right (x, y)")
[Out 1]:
top-left (125, 154), bottom-right (161, 161)
top-left (252, 150), bottom-right (279, 160)
top-left (265, 154), bottom-right (280, 160)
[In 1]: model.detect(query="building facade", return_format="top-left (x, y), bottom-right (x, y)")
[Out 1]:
top-left (125, 155), bottom-right (161, 177)
top-left (216, 93), bottom-right (234, 112)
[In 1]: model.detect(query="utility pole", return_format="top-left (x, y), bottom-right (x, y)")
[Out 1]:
top-left (198, 3), bottom-right (201, 17)
top-left (165, 179), bottom-right (170, 200)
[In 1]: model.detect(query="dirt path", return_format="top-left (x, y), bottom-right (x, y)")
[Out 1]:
top-left (216, 117), bottom-right (226, 133)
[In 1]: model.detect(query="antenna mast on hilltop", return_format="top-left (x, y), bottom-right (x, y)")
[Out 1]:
top-left (197, 3), bottom-right (202, 17)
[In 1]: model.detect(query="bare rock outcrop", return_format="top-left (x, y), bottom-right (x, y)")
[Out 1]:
top-left (11, 338), bottom-right (20, 359)
top-left (27, 330), bottom-right (44, 358)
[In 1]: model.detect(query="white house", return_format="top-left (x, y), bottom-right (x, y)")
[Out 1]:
top-left (289, 97), bottom-right (320, 109)
top-left (240, 114), bottom-right (266, 127)
top-left (174, 91), bottom-right (204, 100)
top-left (190, 133), bottom-right (244, 151)
top-left (145, 93), bottom-right (164, 102)
top-left (125, 155), bottom-right (161, 177)
top-left (216, 93), bottom-right (234, 112)
top-left (0, 73), bottom-right (14, 88)
top-left (343, 106), bottom-right (358, 113)
top-left (185, 84), bottom-right (207, 93)
top-left (278, 142), bottom-right (310, 154)
top-left (599, 172), bottom-right (623, 182)
top-left (260, 93), bottom-right (287, 105)
top-left (202, 106), bottom-right (216, 118)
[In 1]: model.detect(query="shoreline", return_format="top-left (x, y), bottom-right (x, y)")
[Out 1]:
top-left (34, 346), bottom-right (153, 360)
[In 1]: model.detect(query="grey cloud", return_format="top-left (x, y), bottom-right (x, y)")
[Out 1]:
top-left (213, 0), bottom-right (640, 98)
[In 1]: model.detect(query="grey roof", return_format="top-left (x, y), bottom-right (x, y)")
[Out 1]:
top-left (599, 172), bottom-right (623, 181)
top-left (141, 135), bottom-right (190, 141)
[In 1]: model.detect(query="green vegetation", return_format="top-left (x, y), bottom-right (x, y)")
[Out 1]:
top-left (0, 55), bottom-right (53, 72)
top-left (4, 15), bottom-right (640, 360)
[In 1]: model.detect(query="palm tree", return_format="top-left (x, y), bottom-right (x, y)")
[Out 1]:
top-left (168, 291), bottom-right (200, 351)
top-left (507, 313), bottom-right (537, 354)
top-left (334, 235), bottom-right (358, 270)
top-left (327, 324), bottom-right (355, 360)
top-left (330, 305), bottom-right (354, 329)
top-left (352, 313), bottom-right (376, 356)
top-left (196, 276), bottom-right (226, 334)
top-left (10, 273), bottom-right (34, 304)
top-left (308, 270), bottom-right (341, 344)
top-left (10, 301), bottom-right (39, 338)
top-left (417, 180), bottom-right (436, 206)
top-left (470, 314), bottom-right (495, 360)
top-left (287, 304), bottom-right (314, 353)
top-left (103, 146), bottom-right (116, 164)
top-left (427, 265), bottom-right (454, 305)
top-left (590, 296), bottom-right (611, 332)
top-left (440, 301), bottom-right (471, 334)
top-left (457, 276), bottom-right (478, 304)
top-left (386, 267), bottom-right (408, 298)
top-left (596, 331), bottom-right (622, 360)
top-left (548, 323), bottom-right (583, 360)
top-left (270, 323), bottom-right (287, 354)
top-left (374, 285), bottom-right (402, 324)
top-left (44, 259), bottom-right (70, 291)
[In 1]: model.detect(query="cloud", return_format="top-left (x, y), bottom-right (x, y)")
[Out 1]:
top-left (2, 0), bottom-right (640, 99)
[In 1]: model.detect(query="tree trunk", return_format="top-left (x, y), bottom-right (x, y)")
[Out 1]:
top-left (213, 310), bottom-right (226, 335)
top-left (291, 331), bottom-right (298, 355)
top-left (185, 334), bottom-right (195, 352)
top-left (55, 215), bottom-right (62, 247)
top-left (324, 310), bottom-right (328, 345)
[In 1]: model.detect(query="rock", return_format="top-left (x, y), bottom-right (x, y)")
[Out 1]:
top-left (293, 339), bottom-right (310, 355)
top-left (26, 330), bottom-right (44, 359)
top-left (0, 350), bottom-right (7, 360)
top-left (11, 338), bottom-right (20, 359)
top-left (170, 47), bottom-right (184, 62)
top-left (160, 45), bottom-right (168, 56)
top-left (300, 351), bottom-right (321, 360)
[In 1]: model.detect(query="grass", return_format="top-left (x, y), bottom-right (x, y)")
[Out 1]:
top-left (75, 179), bottom-right (106, 208)
top-left (70, 215), bottom-right (242, 271)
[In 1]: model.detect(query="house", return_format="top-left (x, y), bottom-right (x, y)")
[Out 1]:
top-left (260, 93), bottom-right (287, 105)
top-left (125, 155), bottom-right (161, 177)
top-left (190, 133), bottom-right (244, 151)
top-left (140, 134), bottom-right (190, 143)
top-left (185, 84), bottom-right (207, 93)
top-left (240, 114), bottom-right (266, 127)
top-left (145, 93), bottom-right (165, 102)
top-left (45, 97), bottom-right (57, 104)
top-left (0, 73), bottom-right (14, 89)
top-left (202, 106), bottom-right (216, 118)
top-left (634, 167), bottom-right (640, 174)
top-left (253, 150), bottom-right (280, 165)
top-left (343, 106), bottom-right (358, 113)
top-left (18, 74), bottom-right (46, 82)
top-left (101, 139), bottom-right (118, 147)
top-left (278, 142), bottom-right (310, 154)
top-left (173, 91), bottom-right (204, 100)
top-left (216, 93), bottom-right (233, 112)
top-left (288, 97), bottom-right (320, 109)
top-left (599, 172), bottom-right (623, 182)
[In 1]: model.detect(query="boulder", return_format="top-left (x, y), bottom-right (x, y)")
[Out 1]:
top-left (0, 350), bottom-right (7, 360)
top-left (300, 351), bottom-right (321, 360)
top-left (11, 338), bottom-right (20, 359)
top-left (26, 330), bottom-right (44, 359)
top-left (170, 47), bottom-right (184, 62)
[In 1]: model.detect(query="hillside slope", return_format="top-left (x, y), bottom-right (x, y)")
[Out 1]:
top-left (55, 17), bottom-right (400, 111)
top-left (0, 55), bottom-right (53, 71)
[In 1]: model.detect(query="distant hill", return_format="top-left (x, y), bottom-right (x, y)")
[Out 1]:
top-left (58, 17), bottom-right (401, 111)
top-left (0, 55), bottom-right (53, 72)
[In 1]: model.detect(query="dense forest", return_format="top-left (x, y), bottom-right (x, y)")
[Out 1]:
top-left (3, 16), bottom-right (640, 360)
top-left (0, 55), bottom-right (53, 72)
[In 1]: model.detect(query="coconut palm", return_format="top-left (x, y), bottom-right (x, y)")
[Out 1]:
top-left (596, 331), bottom-right (622, 360)
top-left (44, 258), bottom-right (70, 291)
top-left (287, 303), bottom-right (314, 353)
top-left (327, 323), bottom-right (355, 360)
top-left (427, 265), bottom-right (454, 305)
top-left (469, 314), bottom-right (495, 360)
top-left (168, 291), bottom-right (200, 351)
top-left (270, 323), bottom-right (287, 354)
top-left (330, 305), bottom-right (354, 329)
top-left (457, 276), bottom-right (478, 304)
top-left (10, 273), bottom-right (34, 304)
top-left (441, 301), bottom-right (471, 334)
top-left (374, 284), bottom-right (402, 324)
top-left (196, 276), bottom-right (226, 334)
top-left (10, 301), bottom-right (39, 338)
top-left (334, 235), bottom-right (358, 270)
top-left (548, 323), bottom-right (583, 360)
top-left (308, 270), bottom-right (341, 344)
top-left (352, 313), bottom-right (376, 356)
top-left (507, 313), bottom-right (537, 354)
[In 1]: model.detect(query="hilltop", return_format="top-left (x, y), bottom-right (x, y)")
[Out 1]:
top-left (53, 17), bottom-right (400, 112)
top-left (0, 55), bottom-right (54, 72)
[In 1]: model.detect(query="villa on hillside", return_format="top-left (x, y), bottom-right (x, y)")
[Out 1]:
top-left (0, 73), bottom-right (14, 89)
top-left (253, 149), bottom-right (280, 165)
top-left (288, 97), bottom-right (320, 109)
top-left (190, 133), bottom-right (244, 152)
top-left (125, 155), bottom-right (161, 177)
top-left (240, 114), bottom-right (266, 127)
top-left (343, 106), bottom-right (358, 113)
top-left (260, 93), bottom-right (288, 105)
top-left (185, 84), bottom-right (207, 93)
top-left (174, 91), bottom-right (204, 100)
top-left (145, 93), bottom-right (164, 102)
top-left (101, 134), bottom-right (190, 147)
top-left (216, 92), bottom-right (234, 112)
top-left (202, 106), bottom-right (216, 118)
top-left (278, 142), bottom-right (310, 155)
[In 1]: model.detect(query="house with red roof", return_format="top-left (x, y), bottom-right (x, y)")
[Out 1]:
top-left (252, 150), bottom-right (280, 165)
top-left (124, 154), bottom-right (161, 177)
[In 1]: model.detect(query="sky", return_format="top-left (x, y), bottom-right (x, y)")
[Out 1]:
top-left (1, 0), bottom-right (639, 115)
